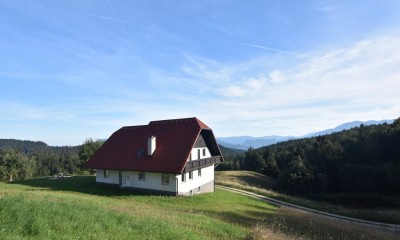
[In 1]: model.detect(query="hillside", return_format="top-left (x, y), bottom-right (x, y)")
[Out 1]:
top-left (0, 139), bottom-right (81, 181)
top-left (305, 119), bottom-right (395, 137)
top-left (0, 176), bottom-right (397, 240)
top-left (216, 171), bottom-right (400, 225)
top-left (218, 144), bottom-right (246, 156)
top-left (218, 118), bottom-right (400, 202)
top-left (0, 139), bottom-right (49, 154)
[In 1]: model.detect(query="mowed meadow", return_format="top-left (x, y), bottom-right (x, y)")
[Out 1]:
top-left (0, 176), bottom-right (398, 240)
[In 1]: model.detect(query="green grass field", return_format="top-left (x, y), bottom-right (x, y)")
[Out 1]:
top-left (0, 176), bottom-right (398, 239)
top-left (216, 170), bottom-right (400, 225)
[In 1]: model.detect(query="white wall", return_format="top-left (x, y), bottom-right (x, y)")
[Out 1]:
top-left (96, 169), bottom-right (176, 193)
top-left (176, 164), bottom-right (214, 195)
top-left (120, 171), bottom-right (177, 193)
top-left (188, 147), bottom-right (211, 161)
top-left (96, 169), bottom-right (119, 185)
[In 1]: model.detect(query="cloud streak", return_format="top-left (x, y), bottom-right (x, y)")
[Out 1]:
top-left (38, 6), bottom-right (132, 23)
top-left (106, 0), bottom-right (131, 41)
top-left (240, 43), bottom-right (310, 57)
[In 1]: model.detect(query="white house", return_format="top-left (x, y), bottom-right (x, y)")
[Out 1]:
top-left (85, 117), bottom-right (224, 195)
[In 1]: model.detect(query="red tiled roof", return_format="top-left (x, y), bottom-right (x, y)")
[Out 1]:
top-left (85, 117), bottom-right (222, 173)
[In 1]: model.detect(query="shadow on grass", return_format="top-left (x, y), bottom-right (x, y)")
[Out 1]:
top-left (11, 176), bottom-right (146, 197)
top-left (201, 209), bottom-right (278, 228)
top-left (243, 203), bottom-right (280, 212)
top-left (235, 175), bottom-right (277, 189)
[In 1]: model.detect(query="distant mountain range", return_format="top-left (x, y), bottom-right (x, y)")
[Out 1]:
top-left (217, 136), bottom-right (295, 150)
top-left (304, 120), bottom-right (394, 137)
top-left (217, 119), bottom-right (394, 150)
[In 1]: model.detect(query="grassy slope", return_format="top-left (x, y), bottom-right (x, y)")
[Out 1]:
top-left (0, 176), bottom-right (397, 240)
top-left (215, 171), bottom-right (400, 224)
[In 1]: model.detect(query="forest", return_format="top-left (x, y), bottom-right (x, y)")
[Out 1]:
top-left (217, 118), bottom-right (400, 197)
top-left (0, 139), bottom-right (102, 181)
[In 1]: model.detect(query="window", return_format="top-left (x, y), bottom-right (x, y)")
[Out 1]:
top-left (181, 173), bottom-right (186, 182)
top-left (162, 174), bottom-right (169, 185)
top-left (189, 190), bottom-right (193, 196)
top-left (198, 149), bottom-right (200, 159)
top-left (189, 171), bottom-right (193, 180)
top-left (198, 186), bottom-right (201, 193)
top-left (104, 170), bottom-right (109, 178)
top-left (138, 172), bottom-right (145, 181)
top-left (189, 153), bottom-right (192, 161)
top-left (198, 169), bottom-right (201, 177)
top-left (203, 148), bottom-right (206, 156)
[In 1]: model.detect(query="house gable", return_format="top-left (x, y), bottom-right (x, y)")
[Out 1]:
top-left (193, 134), bottom-right (207, 148)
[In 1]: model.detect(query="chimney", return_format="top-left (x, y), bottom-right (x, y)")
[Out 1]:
top-left (147, 136), bottom-right (156, 156)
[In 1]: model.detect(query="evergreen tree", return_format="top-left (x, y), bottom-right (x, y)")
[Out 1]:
top-left (244, 148), bottom-right (266, 173)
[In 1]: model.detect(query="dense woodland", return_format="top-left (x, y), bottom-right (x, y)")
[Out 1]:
top-left (218, 118), bottom-right (400, 197)
top-left (0, 139), bottom-right (102, 181)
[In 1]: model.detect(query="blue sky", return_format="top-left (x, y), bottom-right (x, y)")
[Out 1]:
top-left (1, 0), bottom-right (400, 146)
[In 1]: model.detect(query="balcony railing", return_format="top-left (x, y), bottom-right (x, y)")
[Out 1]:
top-left (183, 156), bottom-right (222, 172)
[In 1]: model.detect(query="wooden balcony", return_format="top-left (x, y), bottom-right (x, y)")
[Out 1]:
top-left (183, 156), bottom-right (222, 172)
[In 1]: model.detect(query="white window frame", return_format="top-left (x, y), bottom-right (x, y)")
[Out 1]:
top-left (189, 171), bottom-right (193, 180)
top-left (198, 169), bottom-right (201, 177)
top-left (104, 170), bottom-right (109, 178)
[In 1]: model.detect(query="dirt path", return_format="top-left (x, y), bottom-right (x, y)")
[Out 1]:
top-left (216, 185), bottom-right (400, 233)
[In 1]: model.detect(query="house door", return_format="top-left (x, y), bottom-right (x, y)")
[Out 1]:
top-left (121, 172), bottom-right (130, 187)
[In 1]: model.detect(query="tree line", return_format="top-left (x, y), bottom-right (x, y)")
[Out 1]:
top-left (0, 139), bottom-right (102, 181)
top-left (217, 118), bottom-right (400, 196)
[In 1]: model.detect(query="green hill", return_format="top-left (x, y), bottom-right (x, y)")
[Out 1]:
top-left (0, 139), bottom-right (81, 181)
top-left (0, 176), bottom-right (396, 240)
top-left (218, 118), bottom-right (400, 201)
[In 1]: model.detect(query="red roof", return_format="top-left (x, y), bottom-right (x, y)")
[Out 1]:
top-left (85, 117), bottom-right (223, 173)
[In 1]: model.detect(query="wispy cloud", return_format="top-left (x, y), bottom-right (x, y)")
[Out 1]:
top-left (105, 0), bottom-right (131, 40)
top-left (240, 43), bottom-right (310, 57)
top-left (177, 35), bottom-right (400, 136)
top-left (0, 102), bottom-right (73, 121)
top-left (37, 6), bottom-right (132, 23)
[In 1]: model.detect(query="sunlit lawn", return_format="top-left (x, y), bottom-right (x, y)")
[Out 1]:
top-left (0, 176), bottom-right (397, 240)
